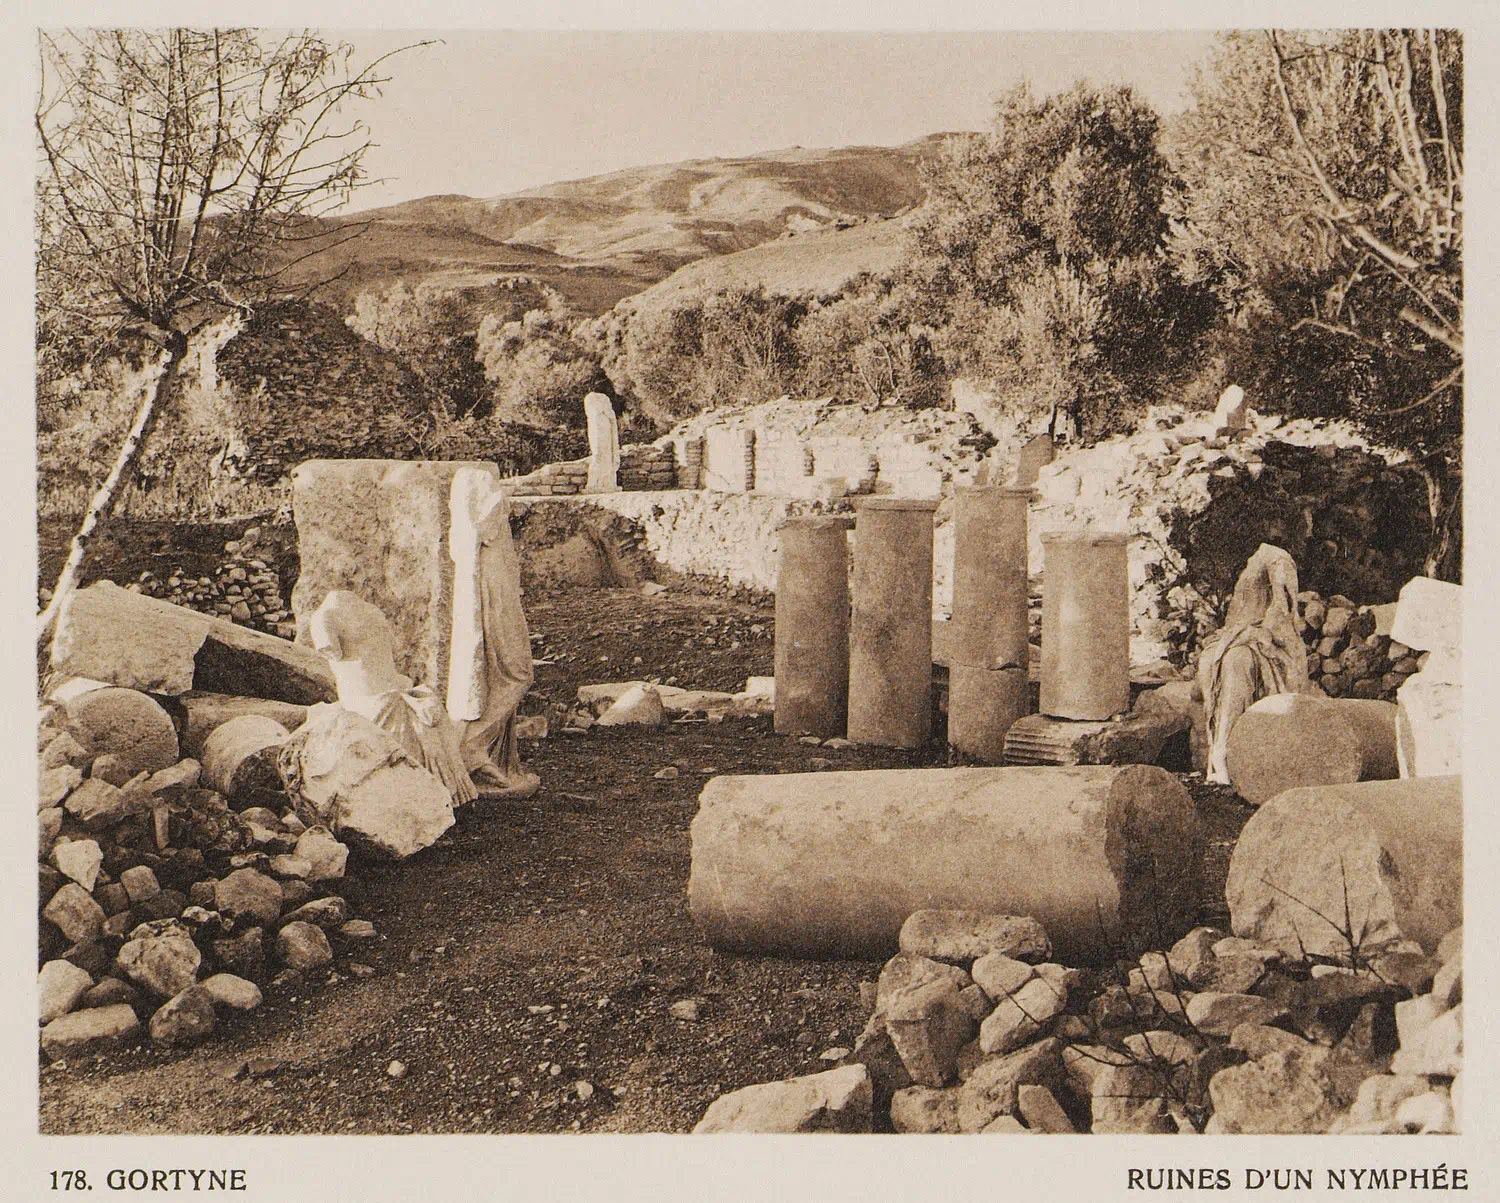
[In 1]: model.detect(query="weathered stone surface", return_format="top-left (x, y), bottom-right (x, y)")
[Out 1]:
top-left (1040, 531), bottom-right (1130, 720)
top-left (39, 960), bottom-right (94, 1025)
top-left (40, 1003), bottom-right (140, 1062)
top-left (885, 976), bottom-right (978, 1087)
top-left (214, 869), bottom-right (284, 929)
top-left (1226, 777), bottom-right (1461, 959)
top-left (43, 883), bottom-right (105, 945)
top-left (1185, 991), bottom-right (1287, 1036)
top-left (971, 953), bottom-right (1035, 1002)
top-left (1230, 1023), bottom-right (1314, 1060)
top-left (291, 459), bottom-right (502, 693)
top-left (1208, 1046), bottom-right (1360, 1133)
top-left (1002, 702), bottom-right (1190, 769)
top-left (51, 838), bottom-right (103, 892)
top-left (1166, 926), bottom-right (1226, 983)
top-left (1062, 1043), bottom-right (1133, 1098)
top-left (212, 928), bottom-right (265, 982)
top-left (293, 826), bottom-right (349, 881)
top-left (38, 807), bottom-right (64, 858)
top-left (277, 921), bottom-right (333, 970)
top-left (41, 730), bottom-right (92, 773)
top-left (890, 1084), bottom-right (963, 1133)
top-left (63, 776), bottom-right (148, 831)
top-left (1389, 577), bottom-right (1461, 665)
top-left (89, 753), bottom-right (140, 787)
top-left (690, 766), bottom-right (1197, 963)
top-left (283, 897), bottom-right (348, 930)
top-left (956, 1037), bottom-right (1066, 1132)
top-left (1089, 1064), bottom-right (1173, 1133)
top-left (595, 683), bottom-right (666, 728)
top-left (202, 716), bottom-right (290, 805)
top-left (80, 978), bottom-right (139, 1010)
top-left (177, 692), bottom-right (310, 761)
top-left (1391, 1002), bottom-right (1461, 1076)
top-left (1341, 1074), bottom-right (1432, 1130)
top-left (693, 1065), bottom-right (872, 1133)
top-left (39, 764), bottom-right (84, 809)
top-left (978, 975), bottom-right (1067, 1055)
top-left (278, 707), bottom-right (454, 858)
top-left (1123, 1030), bottom-right (1201, 1065)
top-left (1225, 693), bottom-right (1398, 805)
top-left (900, 911), bottom-right (1053, 966)
top-left (52, 582), bottom-right (335, 703)
top-left (1017, 1084), bottom-right (1076, 1133)
top-left (149, 985), bottom-right (217, 1046)
top-left (59, 685), bottom-right (180, 779)
top-left (774, 515), bottom-right (853, 740)
top-left (1213, 384), bottom-right (1248, 435)
top-left (201, 973), bottom-right (263, 1011)
top-left (117, 922), bottom-right (201, 998)
top-left (119, 866), bottom-right (161, 904)
top-left (268, 854), bottom-right (311, 879)
top-left (1395, 672), bottom-right (1460, 779)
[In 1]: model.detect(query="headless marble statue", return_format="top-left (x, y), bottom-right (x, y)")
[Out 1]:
top-left (308, 589), bottom-right (478, 806)
top-left (1197, 543), bottom-right (1312, 784)
top-left (448, 469), bottom-right (540, 799)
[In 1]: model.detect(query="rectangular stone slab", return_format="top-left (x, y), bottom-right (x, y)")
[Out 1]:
top-left (50, 582), bottom-right (335, 705)
top-left (687, 764), bottom-right (1200, 964)
top-left (290, 459), bottom-right (501, 691)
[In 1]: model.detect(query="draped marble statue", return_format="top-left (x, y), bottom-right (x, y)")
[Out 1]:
top-left (307, 590), bottom-right (477, 806)
top-left (1197, 543), bottom-right (1311, 784)
top-left (583, 392), bottom-right (620, 494)
top-left (448, 468), bottom-right (540, 799)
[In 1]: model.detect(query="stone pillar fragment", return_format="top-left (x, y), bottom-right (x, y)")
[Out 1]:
top-left (847, 499), bottom-right (940, 748)
top-left (948, 486), bottom-right (1032, 761)
top-left (773, 516), bottom-right (853, 738)
top-left (1225, 694), bottom-right (1398, 804)
top-left (687, 764), bottom-right (1200, 964)
top-left (1226, 777), bottom-right (1461, 959)
top-left (582, 392), bottom-right (620, 494)
top-left (1039, 531), bottom-right (1130, 720)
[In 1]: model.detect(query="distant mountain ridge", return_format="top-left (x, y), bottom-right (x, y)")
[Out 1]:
top-left (291, 134), bottom-right (953, 315)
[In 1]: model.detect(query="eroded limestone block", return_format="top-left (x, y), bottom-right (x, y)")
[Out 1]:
top-left (1225, 694), bottom-right (1398, 804)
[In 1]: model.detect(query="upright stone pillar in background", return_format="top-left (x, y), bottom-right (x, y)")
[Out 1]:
top-left (848, 498), bottom-right (940, 749)
top-left (290, 459), bottom-right (500, 692)
top-left (1039, 531), bottom-right (1130, 721)
top-left (948, 485), bottom-right (1032, 761)
top-left (582, 392), bottom-right (620, 494)
top-left (773, 516), bottom-right (854, 738)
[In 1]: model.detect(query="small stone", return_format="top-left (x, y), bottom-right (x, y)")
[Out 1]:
top-left (42, 883), bottom-right (105, 945)
top-left (89, 753), bottom-right (138, 787)
top-left (340, 919), bottom-right (377, 939)
top-left (886, 976), bottom-right (978, 1086)
top-left (149, 985), bottom-right (217, 1046)
top-left (652, 767), bottom-right (679, 780)
top-left (188, 881), bottom-right (219, 909)
top-left (693, 1065), bottom-right (872, 1133)
top-left (1431, 952), bottom-right (1462, 1011)
top-left (51, 838), bottom-right (103, 892)
top-left (293, 827), bottom-right (348, 881)
top-left (980, 1113), bottom-right (1032, 1133)
top-left (387, 1060), bottom-right (407, 1079)
top-left (40, 1004), bottom-right (140, 1062)
top-left (1017, 1084), bottom-right (1076, 1133)
top-left (38, 807), bottom-right (64, 857)
top-left (39, 960), bottom-right (94, 1025)
top-left (39, 765), bottom-right (84, 809)
top-left (890, 1085), bottom-right (963, 1133)
top-left (955, 1037), bottom-right (1066, 1132)
top-left (268, 855), bottom-right (313, 880)
top-left (1123, 1030), bottom-right (1201, 1065)
top-left (1230, 1023), bottom-right (1312, 1060)
top-left (277, 921), bottom-right (333, 970)
top-left (119, 865), bottom-right (161, 904)
top-left (971, 953), bottom-right (1034, 1002)
top-left (1185, 991), bottom-right (1287, 1036)
top-left (978, 976), bottom-right (1066, 1055)
top-left (212, 928), bottom-right (265, 982)
top-left (215, 869), bottom-right (283, 928)
top-left (64, 776), bottom-right (147, 831)
top-left (117, 921), bottom-right (201, 998)
top-left (669, 999), bottom-right (702, 1022)
top-left (898, 911), bottom-right (1052, 965)
top-left (1208, 1046), bottom-right (1357, 1134)
top-left (200, 973), bottom-right (263, 1011)
top-left (818, 1047), bottom-right (851, 1062)
top-left (283, 897), bottom-right (348, 930)
top-left (80, 978), bottom-right (138, 1010)
top-left (574, 1080), bottom-right (595, 1101)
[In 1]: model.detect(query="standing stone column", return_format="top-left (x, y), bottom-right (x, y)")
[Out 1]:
top-left (582, 392), bottom-right (620, 494)
top-left (774, 516), bottom-right (854, 738)
top-left (1039, 531), bottom-right (1130, 720)
top-left (848, 498), bottom-right (940, 748)
top-left (949, 486), bottom-right (1032, 760)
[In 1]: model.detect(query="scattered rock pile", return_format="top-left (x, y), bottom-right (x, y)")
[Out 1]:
top-left (1296, 591), bottom-right (1422, 703)
top-left (127, 526), bottom-right (294, 639)
top-left (37, 688), bottom-right (379, 1062)
top-left (693, 909), bottom-right (1461, 1135)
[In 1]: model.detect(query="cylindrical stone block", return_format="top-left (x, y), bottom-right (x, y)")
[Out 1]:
top-left (687, 765), bottom-right (1200, 964)
top-left (1225, 693), bottom-right (1398, 805)
top-left (847, 499), bottom-right (940, 748)
top-left (774, 516), bottom-right (854, 738)
top-left (201, 715), bottom-right (290, 807)
top-left (1039, 531), bottom-right (1130, 720)
top-left (949, 486), bottom-right (1032, 761)
top-left (1226, 776), bottom-right (1461, 959)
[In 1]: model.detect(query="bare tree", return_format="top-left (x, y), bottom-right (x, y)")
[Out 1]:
top-left (35, 28), bottom-right (424, 655)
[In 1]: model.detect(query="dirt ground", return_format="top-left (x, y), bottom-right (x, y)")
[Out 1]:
top-left (37, 524), bottom-right (1254, 1136)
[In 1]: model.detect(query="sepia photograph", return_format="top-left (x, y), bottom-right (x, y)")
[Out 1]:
top-left (12, 4), bottom-right (1488, 1198)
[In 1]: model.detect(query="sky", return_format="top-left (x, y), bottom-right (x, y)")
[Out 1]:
top-left (334, 31), bottom-right (1222, 210)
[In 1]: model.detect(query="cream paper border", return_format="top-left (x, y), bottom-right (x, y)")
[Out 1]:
top-left (2, 4), bottom-right (1493, 1199)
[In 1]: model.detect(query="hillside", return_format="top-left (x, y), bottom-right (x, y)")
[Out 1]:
top-left (283, 136), bottom-right (945, 317)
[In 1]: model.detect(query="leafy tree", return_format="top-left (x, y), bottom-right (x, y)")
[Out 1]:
top-left (1167, 29), bottom-right (1462, 576)
top-left (347, 282), bottom-right (489, 418)
top-left (35, 28), bottom-right (420, 651)
top-left (476, 298), bottom-right (610, 426)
